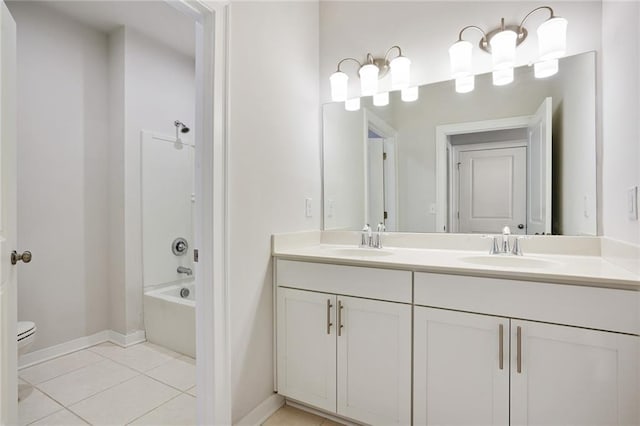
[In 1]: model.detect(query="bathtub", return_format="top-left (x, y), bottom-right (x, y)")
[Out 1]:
top-left (143, 281), bottom-right (195, 358)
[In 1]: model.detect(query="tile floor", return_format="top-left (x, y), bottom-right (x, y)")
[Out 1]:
top-left (263, 405), bottom-right (344, 426)
top-left (18, 342), bottom-right (196, 426)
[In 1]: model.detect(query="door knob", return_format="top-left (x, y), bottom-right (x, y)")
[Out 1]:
top-left (517, 224), bottom-right (525, 229)
top-left (11, 250), bottom-right (32, 265)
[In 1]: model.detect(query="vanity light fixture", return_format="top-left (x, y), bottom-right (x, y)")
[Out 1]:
top-left (329, 46), bottom-right (416, 110)
top-left (449, 6), bottom-right (568, 93)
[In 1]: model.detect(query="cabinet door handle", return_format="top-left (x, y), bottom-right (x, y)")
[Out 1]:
top-left (326, 299), bottom-right (333, 335)
top-left (498, 323), bottom-right (504, 370)
top-left (516, 326), bottom-right (522, 374)
top-left (338, 300), bottom-right (344, 336)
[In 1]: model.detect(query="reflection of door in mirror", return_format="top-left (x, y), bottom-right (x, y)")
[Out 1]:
top-left (446, 97), bottom-right (552, 235)
top-left (454, 144), bottom-right (527, 234)
top-left (365, 111), bottom-right (398, 231)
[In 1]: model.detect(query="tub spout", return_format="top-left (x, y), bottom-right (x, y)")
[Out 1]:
top-left (177, 266), bottom-right (193, 276)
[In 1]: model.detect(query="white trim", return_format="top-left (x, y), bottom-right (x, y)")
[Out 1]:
top-left (107, 329), bottom-right (147, 348)
top-left (185, 1), bottom-right (232, 425)
top-left (17, 329), bottom-right (146, 370)
top-left (285, 399), bottom-right (364, 426)
top-left (435, 116), bottom-right (531, 233)
top-left (234, 394), bottom-right (285, 426)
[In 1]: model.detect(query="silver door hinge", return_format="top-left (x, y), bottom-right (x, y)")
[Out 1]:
top-left (193, 249), bottom-right (199, 263)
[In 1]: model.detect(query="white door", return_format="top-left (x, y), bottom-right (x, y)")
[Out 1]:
top-left (458, 146), bottom-right (527, 234)
top-left (276, 288), bottom-right (337, 412)
top-left (414, 307), bottom-right (509, 426)
top-left (527, 97), bottom-right (552, 235)
top-left (336, 296), bottom-right (411, 425)
top-left (510, 320), bottom-right (639, 426)
top-left (382, 140), bottom-right (397, 231)
top-left (0, 1), bottom-right (17, 423)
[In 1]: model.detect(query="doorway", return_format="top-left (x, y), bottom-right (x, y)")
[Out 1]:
top-left (0, 1), bottom-right (228, 424)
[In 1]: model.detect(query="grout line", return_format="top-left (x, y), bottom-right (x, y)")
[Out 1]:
top-left (20, 350), bottom-right (108, 386)
top-left (21, 342), bottom-right (196, 425)
top-left (24, 405), bottom-right (65, 426)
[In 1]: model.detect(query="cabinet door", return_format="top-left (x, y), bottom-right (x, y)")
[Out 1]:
top-left (511, 320), bottom-right (639, 426)
top-left (336, 296), bottom-right (411, 425)
top-left (414, 307), bottom-right (509, 426)
top-left (276, 288), bottom-right (337, 412)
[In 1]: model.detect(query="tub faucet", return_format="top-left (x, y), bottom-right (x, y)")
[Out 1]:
top-left (177, 266), bottom-right (193, 276)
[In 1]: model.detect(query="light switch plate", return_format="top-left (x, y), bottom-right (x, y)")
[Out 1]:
top-left (305, 198), bottom-right (312, 218)
top-left (628, 186), bottom-right (638, 221)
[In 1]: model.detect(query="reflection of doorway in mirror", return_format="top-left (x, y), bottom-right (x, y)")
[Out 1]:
top-left (365, 110), bottom-right (398, 231)
top-left (453, 143), bottom-right (527, 234)
top-left (441, 97), bottom-right (552, 235)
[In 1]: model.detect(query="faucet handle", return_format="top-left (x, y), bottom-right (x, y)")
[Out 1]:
top-left (502, 226), bottom-right (511, 235)
top-left (376, 222), bottom-right (385, 232)
top-left (511, 235), bottom-right (531, 256)
top-left (482, 235), bottom-right (500, 255)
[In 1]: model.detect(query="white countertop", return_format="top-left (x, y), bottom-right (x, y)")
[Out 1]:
top-left (273, 243), bottom-right (640, 290)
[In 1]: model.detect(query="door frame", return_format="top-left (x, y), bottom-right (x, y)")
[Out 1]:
top-left (363, 109), bottom-right (398, 229)
top-left (435, 116), bottom-right (530, 233)
top-left (166, 1), bottom-right (230, 424)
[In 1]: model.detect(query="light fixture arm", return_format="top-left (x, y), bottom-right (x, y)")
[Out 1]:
top-left (457, 25), bottom-right (489, 49)
top-left (383, 45), bottom-right (403, 61)
top-left (518, 6), bottom-right (555, 36)
top-left (336, 57), bottom-right (363, 73)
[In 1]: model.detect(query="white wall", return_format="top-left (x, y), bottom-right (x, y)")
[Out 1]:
top-left (227, 2), bottom-right (320, 421)
top-left (320, 1), bottom-right (602, 103)
top-left (10, 1), bottom-right (110, 350)
top-left (601, 0), bottom-right (640, 245)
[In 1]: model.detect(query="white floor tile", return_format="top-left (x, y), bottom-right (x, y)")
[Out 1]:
top-left (130, 393), bottom-right (196, 425)
top-left (18, 388), bottom-right (63, 426)
top-left (145, 356), bottom-right (195, 391)
top-left (20, 350), bottom-right (104, 385)
top-left (38, 359), bottom-right (139, 406)
top-left (68, 375), bottom-right (180, 425)
top-left (30, 409), bottom-right (88, 425)
top-left (89, 342), bottom-right (179, 372)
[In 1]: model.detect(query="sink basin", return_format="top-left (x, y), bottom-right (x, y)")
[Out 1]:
top-left (460, 255), bottom-right (558, 269)
top-left (323, 247), bottom-right (394, 258)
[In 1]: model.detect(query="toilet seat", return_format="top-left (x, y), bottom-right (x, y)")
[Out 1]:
top-left (17, 321), bottom-right (36, 342)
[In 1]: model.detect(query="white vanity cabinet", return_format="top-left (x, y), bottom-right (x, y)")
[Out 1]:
top-left (275, 260), bottom-right (412, 425)
top-left (414, 272), bottom-right (639, 426)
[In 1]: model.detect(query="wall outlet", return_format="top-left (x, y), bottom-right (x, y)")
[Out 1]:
top-left (628, 186), bottom-right (638, 221)
top-left (305, 198), bottom-right (312, 218)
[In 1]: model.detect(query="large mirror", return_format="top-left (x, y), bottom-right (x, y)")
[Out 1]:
top-left (323, 52), bottom-right (597, 236)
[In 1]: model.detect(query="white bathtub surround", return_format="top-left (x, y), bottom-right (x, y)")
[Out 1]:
top-left (18, 342), bottom-right (195, 426)
top-left (144, 282), bottom-right (196, 358)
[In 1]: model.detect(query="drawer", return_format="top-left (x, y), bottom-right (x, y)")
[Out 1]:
top-left (276, 259), bottom-right (412, 303)
top-left (414, 272), bottom-right (639, 335)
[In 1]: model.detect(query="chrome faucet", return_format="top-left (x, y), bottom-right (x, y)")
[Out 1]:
top-left (485, 226), bottom-right (528, 256)
top-left (177, 266), bottom-right (193, 276)
top-left (501, 226), bottom-right (511, 253)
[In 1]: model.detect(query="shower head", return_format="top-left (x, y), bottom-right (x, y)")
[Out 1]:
top-left (174, 120), bottom-right (190, 134)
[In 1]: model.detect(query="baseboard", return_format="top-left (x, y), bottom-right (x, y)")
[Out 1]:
top-left (107, 329), bottom-right (146, 347)
top-left (18, 330), bottom-right (110, 369)
top-left (285, 399), bottom-right (363, 426)
top-left (18, 329), bottom-right (147, 370)
top-left (234, 393), bottom-right (284, 425)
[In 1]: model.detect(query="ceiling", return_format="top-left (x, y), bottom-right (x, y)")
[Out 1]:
top-left (41, 1), bottom-right (195, 58)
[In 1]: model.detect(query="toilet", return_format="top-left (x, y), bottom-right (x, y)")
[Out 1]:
top-left (17, 321), bottom-right (36, 355)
